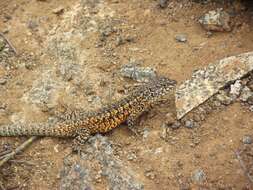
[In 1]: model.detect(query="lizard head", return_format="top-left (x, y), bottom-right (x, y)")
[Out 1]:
top-left (156, 76), bottom-right (177, 91)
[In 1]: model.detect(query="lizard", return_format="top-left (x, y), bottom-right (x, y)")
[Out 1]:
top-left (0, 76), bottom-right (176, 150)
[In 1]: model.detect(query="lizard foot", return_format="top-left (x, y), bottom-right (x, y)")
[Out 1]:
top-left (72, 128), bottom-right (91, 154)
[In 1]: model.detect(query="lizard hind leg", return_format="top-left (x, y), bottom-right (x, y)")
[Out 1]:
top-left (72, 128), bottom-right (91, 153)
top-left (126, 114), bottom-right (141, 136)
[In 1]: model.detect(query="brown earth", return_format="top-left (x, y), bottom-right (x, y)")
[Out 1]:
top-left (0, 0), bottom-right (253, 189)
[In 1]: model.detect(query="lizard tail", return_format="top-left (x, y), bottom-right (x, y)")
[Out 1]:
top-left (0, 122), bottom-right (73, 137)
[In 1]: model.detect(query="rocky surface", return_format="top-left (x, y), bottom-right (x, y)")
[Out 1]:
top-left (60, 135), bottom-right (143, 190)
top-left (0, 0), bottom-right (253, 189)
top-left (199, 8), bottom-right (232, 32)
top-left (176, 52), bottom-right (253, 119)
top-left (120, 65), bottom-right (157, 82)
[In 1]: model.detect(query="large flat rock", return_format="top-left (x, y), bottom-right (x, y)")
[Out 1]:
top-left (176, 52), bottom-right (253, 119)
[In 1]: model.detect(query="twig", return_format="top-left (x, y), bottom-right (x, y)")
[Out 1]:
top-left (0, 32), bottom-right (17, 55)
top-left (0, 136), bottom-right (38, 168)
top-left (0, 150), bottom-right (12, 158)
top-left (0, 181), bottom-right (5, 190)
top-left (235, 150), bottom-right (253, 185)
top-left (9, 159), bottom-right (35, 166)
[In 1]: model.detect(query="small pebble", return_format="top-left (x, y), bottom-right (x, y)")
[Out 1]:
top-left (242, 135), bottom-right (252, 144)
top-left (192, 169), bottom-right (206, 183)
top-left (158, 0), bottom-right (168, 8)
top-left (169, 121), bottom-right (181, 129)
top-left (230, 80), bottom-right (242, 98)
top-left (0, 78), bottom-right (7, 85)
top-left (165, 112), bottom-right (176, 125)
top-left (249, 105), bottom-right (253, 112)
top-left (240, 86), bottom-right (253, 102)
top-left (185, 120), bottom-right (194, 129)
top-left (175, 34), bottom-right (187, 43)
top-left (144, 169), bottom-right (156, 180)
top-left (52, 6), bottom-right (64, 15)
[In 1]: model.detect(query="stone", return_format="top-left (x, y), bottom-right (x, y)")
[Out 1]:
top-left (192, 169), bottom-right (206, 184)
top-left (185, 119), bottom-right (194, 129)
top-left (199, 8), bottom-right (231, 32)
top-left (27, 20), bottom-right (39, 30)
top-left (0, 78), bottom-right (7, 85)
top-left (120, 65), bottom-right (156, 82)
top-left (175, 34), bottom-right (187, 43)
top-left (52, 6), bottom-right (64, 15)
top-left (216, 91), bottom-right (233, 105)
top-left (158, 0), bottom-right (168, 8)
top-left (169, 121), bottom-right (181, 129)
top-left (22, 70), bottom-right (64, 111)
top-left (249, 105), bottom-right (253, 112)
top-left (239, 86), bottom-right (253, 102)
top-left (242, 135), bottom-right (252, 144)
top-left (60, 135), bottom-right (143, 190)
top-left (230, 80), bottom-right (242, 98)
top-left (176, 52), bottom-right (253, 119)
top-left (165, 113), bottom-right (176, 125)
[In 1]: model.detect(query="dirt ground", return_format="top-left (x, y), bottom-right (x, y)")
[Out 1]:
top-left (0, 0), bottom-right (253, 189)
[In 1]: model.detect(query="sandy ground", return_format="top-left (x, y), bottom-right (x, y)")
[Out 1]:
top-left (0, 0), bottom-right (253, 189)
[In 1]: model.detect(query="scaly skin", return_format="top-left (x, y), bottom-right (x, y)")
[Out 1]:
top-left (0, 76), bottom-right (176, 145)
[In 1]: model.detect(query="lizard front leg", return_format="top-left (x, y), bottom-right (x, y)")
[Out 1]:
top-left (72, 128), bottom-right (91, 153)
top-left (126, 107), bottom-right (145, 135)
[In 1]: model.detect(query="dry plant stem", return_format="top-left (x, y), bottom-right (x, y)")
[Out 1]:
top-left (235, 150), bottom-right (253, 185)
top-left (0, 32), bottom-right (17, 55)
top-left (0, 181), bottom-right (5, 190)
top-left (0, 150), bottom-right (12, 158)
top-left (0, 136), bottom-right (38, 168)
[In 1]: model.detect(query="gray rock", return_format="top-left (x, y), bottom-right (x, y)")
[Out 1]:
top-left (249, 105), bottom-right (253, 112)
top-left (158, 0), bottom-right (168, 8)
top-left (116, 36), bottom-right (124, 46)
top-left (216, 91), bottom-right (233, 105)
top-left (192, 169), bottom-right (206, 184)
top-left (58, 62), bottom-right (82, 82)
top-left (230, 80), bottom-right (242, 98)
top-left (169, 121), bottom-right (181, 129)
top-left (27, 20), bottom-right (39, 30)
top-left (176, 52), bottom-right (253, 119)
top-left (185, 119), bottom-right (194, 129)
top-left (52, 6), bottom-right (64, 15)
top-left (175, 34), bottom-right (187, 43)
top-left (144, 168), bottom-right (156, 180)
top-left (120, 65), bottom-right (156, 82)
top-left (60, 135), bottom-right (143, 190)
top-left (0, 78), bottom-right (7, 85)
top-left (60, 163), bottom-right (91, 190)
top-left (199, 8), bottom-right (231, 32)
top-left (23, 70), bottom-right (64, 111)
top-left (239, 86), bottom-right (253, 102)
top-left (242, 135), bottom-right (252, 144)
